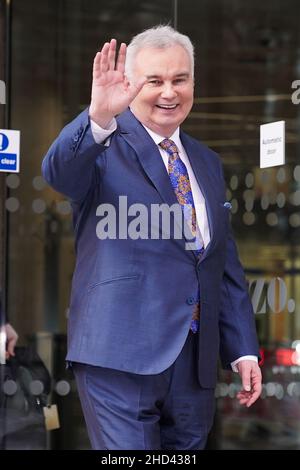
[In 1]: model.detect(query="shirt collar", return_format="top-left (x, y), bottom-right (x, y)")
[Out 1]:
top-left (142, 125), bottom-right (182, 151)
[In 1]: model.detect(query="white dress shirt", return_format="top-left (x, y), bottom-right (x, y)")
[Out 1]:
top-left (90, 116), bottom-right (258, 372)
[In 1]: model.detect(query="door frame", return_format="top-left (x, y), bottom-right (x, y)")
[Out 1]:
top-left (0, 0), bottom-right (12, 323)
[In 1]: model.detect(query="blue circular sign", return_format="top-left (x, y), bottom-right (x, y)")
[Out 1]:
top-left (0, 133), bottom-right (9, 151)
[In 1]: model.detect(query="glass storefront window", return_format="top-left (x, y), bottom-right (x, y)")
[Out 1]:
top-left (3, 0), bottom-right (174, 450)
top-left (179, 0), bottom-right (300, 449)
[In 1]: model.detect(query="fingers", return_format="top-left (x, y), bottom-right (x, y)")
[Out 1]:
top-left (236, 365), bottom-right (262, 407)
top-left (107, 39), bottom-right (117, 70)
top-left (237, 386), bottom-right (261, 408)
top-left (246, 389), bottom-right (260, 407)
top-left (96, 39), bottom-right (127, 76)
top-left (93, 52), bottom-right (101, 79)
top-left (241, 365), bottom-right (251, 392)
top-left (4, 323), bottom-right (18, 359)
top-left (237, 390), bottom-right (254, 405)
top-left (7, 333), bottom-right (18, 357)
top-left (100, 42), bottom-right (110, 74)
top-left (246, 371), bottom-right (262, 407)
top-left (116, 42), bottom-right (127, 74)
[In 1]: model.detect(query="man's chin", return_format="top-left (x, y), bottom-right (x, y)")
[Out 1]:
top-left (154, 114), bottom-right (181, 126)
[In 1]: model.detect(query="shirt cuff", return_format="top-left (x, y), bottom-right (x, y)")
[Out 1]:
top-left (90, 117), bottom-right (117, 145)
top-left (231, 355), bottom-right (258, 373)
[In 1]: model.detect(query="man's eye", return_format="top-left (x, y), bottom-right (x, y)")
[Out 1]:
top-left (174, 79), bottom-right (186, 84)
top-left (149, 80), bottom-right (161, 85)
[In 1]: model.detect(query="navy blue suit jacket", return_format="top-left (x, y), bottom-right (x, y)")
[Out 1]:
top-left (42, 108), bottom-right (259, 388)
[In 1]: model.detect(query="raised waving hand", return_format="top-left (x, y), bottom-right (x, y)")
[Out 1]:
top-left (89, 39), bottom-right (145, 128)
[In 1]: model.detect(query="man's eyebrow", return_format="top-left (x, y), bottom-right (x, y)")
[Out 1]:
top-left (175, 73), bottom-right (190, 78)
top-left (145, 72), bottom-right (190, 79)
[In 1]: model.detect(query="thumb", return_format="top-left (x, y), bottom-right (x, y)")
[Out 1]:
top-left (241, 369), bottom-right (251, 392)
top-left (127, 77), bottom-right (146, 101)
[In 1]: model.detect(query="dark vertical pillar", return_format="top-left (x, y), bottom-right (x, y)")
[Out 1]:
top-left (173, 0), bottom-right (178, 29)
top-left (0, 0), bottom-right (7, 323)
top-left (0, 0), bottom-right (11, 324)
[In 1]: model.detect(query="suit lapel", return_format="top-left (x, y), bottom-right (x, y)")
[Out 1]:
top-left (117, 110), bottom-right (197, 258)
top-left (119, 120), bottom-right (178, 210)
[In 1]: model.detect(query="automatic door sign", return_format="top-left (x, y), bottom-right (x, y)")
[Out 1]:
top-left (260, 121), bottom-right (285, 169)
top-left (0, 129), bottom-right (20, 173)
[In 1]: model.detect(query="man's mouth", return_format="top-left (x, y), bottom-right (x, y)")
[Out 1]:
top-left (156, 104), bottom-right (179, 110)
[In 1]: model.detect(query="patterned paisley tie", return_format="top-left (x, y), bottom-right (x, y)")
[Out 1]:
top-left (159, 138), bottom-right (203, 333)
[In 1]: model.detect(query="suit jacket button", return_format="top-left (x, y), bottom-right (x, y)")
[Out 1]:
top-left (186, 297), bottom-right (195, 305)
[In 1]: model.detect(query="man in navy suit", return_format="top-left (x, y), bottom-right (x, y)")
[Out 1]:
top-left (42, 25), bottom-right (262, 450)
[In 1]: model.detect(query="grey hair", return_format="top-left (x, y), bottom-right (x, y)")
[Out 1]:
top-left (125, 25), bottom-right (194, 81)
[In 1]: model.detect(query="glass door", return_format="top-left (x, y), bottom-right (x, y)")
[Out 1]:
top-left (179, 0), bottom-right (300, 449)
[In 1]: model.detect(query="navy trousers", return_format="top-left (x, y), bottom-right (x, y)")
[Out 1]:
top-left (72, 331), bottom-right (215, 450)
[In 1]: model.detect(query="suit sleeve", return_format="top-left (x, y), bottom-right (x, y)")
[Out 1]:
top-left (41, 108), bottom-right (108, 202)
top-left (216, 160), bottom-right (260, 368)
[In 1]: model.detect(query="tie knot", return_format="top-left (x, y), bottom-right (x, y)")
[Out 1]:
top-left (159, 138), bottom-right (179, 157)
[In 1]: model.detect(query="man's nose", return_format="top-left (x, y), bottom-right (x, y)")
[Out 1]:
top-left (160, 83), bottom-right (177, 99)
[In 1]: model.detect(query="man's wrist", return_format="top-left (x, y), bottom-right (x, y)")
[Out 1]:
top-left (88, 106), bottom-right (114, 129)
top-left (90, 116), bottom-right (117, 145)
top-left (231, 355), bottom-right (258, 373)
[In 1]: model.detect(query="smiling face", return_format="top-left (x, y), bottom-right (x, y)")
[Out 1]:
top-left (129, 45), bottom-right (194, 137)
